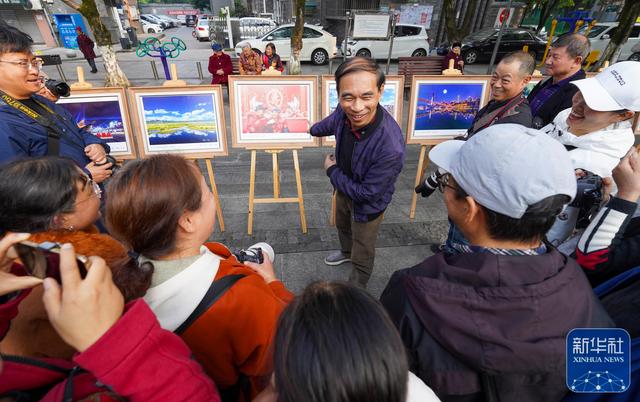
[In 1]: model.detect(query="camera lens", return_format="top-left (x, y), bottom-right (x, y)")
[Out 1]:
top-left (45, 79), bottom-right (71, 98)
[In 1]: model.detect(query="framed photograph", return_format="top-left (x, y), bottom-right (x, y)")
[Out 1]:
top-left (57, 87), bottom-right (136, 159)
top-left (128, 86), bottom-right (228, 159)
top-left (407, 76), bottom-right (491, 144)
top-left (320, 75), bottom-right (404, 145)
top-left (229, 76), bottom-right (318, 149)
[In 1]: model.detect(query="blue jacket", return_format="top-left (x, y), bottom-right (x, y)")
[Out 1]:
top-left (311, 105), bottom-right (405, 222)
top-left (0, 94), bottom-right (109, 170)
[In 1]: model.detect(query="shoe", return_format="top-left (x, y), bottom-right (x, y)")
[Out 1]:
top-left (324, 251), bottom-right (351, 266)
top-left (430, 243), bottom-right (445, 254)
top-left (91, 69), bottom-right (98, 73)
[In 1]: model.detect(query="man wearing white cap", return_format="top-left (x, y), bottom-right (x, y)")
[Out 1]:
top-left (381, 124), bottom-right (613, 401)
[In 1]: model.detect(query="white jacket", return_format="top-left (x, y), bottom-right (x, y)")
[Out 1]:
top-left (541, 108), bottom-right (634, 178)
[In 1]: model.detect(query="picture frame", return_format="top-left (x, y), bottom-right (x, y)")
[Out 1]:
top-left (407, 75), bottom-right (491, 144)
top-left (320, 75), bottom-right (404, 146)
top-left (228, 76), bottom-right (318, 149)
top-left (57, 87), bottom-right (137, 160)
top-left (523, 77), bottom-right (543, 98)
top-left (127, 85), bottom-right (228, 159)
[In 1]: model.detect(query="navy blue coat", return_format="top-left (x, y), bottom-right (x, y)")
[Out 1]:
top-left (0, 94), bottom-right (109, 170)
top-left (311, 105), bottom-right (405, 222)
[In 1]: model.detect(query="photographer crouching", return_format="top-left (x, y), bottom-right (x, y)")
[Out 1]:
top-left (0, 23), bottom-right (112, 184)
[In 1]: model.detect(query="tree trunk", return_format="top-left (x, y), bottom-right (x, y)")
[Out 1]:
top-left (61, 0), bottom-right (130, 87)
top-left (444, 0), bottom-right (479, 42)
top-left (594, 0), bottom-right (640, 69)
top-left (288, 0), bottom-right (305, 75)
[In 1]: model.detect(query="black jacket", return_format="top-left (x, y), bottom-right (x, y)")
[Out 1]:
top-left (466, 95), bottom-right (532, 138)
top-left (527, 69), bottom-right (586, 128)
top-left (380, 248), bottom-right (614, 402)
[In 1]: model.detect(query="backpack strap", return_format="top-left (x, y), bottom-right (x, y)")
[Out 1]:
top-left (174, 274), bottom-right (246, 335)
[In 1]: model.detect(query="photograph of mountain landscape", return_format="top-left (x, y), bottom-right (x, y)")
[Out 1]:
top-left (131, 87), bottom-right (227, 158)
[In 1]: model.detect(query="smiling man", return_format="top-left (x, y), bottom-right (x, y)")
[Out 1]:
top-left (310, 57), bottom-right (405, 288)
top-left (461, 51), bottom-right (534, 139)
top-left (0, 23), bottom-right (111, 183)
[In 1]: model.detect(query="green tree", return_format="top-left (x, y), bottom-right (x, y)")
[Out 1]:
top-left (596, 0), bottom-right (640, 67)
top-left (443, 0), bottom-right (479, 41)
top-left (288, 0), bottom-right (305, 74)
top-left (61, 0), bottom-right (129, 87)
top-left (192, 0), bottom-right (209, 12)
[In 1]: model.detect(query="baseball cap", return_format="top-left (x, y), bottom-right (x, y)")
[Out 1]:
top-left (211, 43), bottom-right (223, 51)
top-left (429, 124), bottom-right (577, 219)
top-left (571, 61), bottom-right (640, 112)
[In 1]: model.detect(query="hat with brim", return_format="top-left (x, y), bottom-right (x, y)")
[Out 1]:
top-left (211, 43), bottom-right (223, 51)
top-left (572, 61), bottom-right (640, 112)
top-left (572, 77), bottom-right (623, 112)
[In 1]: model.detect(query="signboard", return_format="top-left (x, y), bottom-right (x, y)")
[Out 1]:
top-left (167, 10), bottom-right (201, 15)
top-left (398, 4), bottom-right (434, 28)
top-left (494, 7), bottom-right (514, 28)
top-left (352, 13), bottom-right (391, 39)
top-left (53, 14), bottom-right (87, 49)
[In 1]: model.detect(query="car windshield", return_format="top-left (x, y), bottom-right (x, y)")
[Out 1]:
top-left (576, 24), bottom-right (611, 38)
top-left (464, 28), bottom-right (496, 41)
top-left (198, 20), bottom-right (208, 26)
top-left (262, 26), bottom-right (286, 38)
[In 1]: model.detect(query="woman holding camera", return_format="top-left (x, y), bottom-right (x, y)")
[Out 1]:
top-left (105, 154), bottom-right (294, 401)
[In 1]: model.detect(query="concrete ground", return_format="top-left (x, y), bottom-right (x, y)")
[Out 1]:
top-left (37, 26), bottom-right (492, 298)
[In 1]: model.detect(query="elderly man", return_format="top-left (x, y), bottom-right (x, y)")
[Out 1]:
top-left (382, 124), bottom-right (613, 401)
top-left (310, 57), bottom-right (405, 287)
top-left (0, 23), bottom-right (111, 183)
top-left (528, 33), bottom-right (589, 128)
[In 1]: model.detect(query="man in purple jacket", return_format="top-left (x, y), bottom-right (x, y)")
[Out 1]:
top-left (310, 57), bottom-right (405, 287)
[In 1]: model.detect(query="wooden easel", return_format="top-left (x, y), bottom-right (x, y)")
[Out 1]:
top-left (194, 159), bottom-right (225, 232)
top-left (247, 149), bottom-right (307, 235)
top-left (409, 140), bottom-right (444, 220)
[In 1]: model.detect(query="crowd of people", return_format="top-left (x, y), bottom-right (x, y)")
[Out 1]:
top-left (1, 20), bottom-right (640, 402)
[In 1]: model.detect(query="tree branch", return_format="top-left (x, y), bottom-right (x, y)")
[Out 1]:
top-left (60, 0), bottom-right (81, 11)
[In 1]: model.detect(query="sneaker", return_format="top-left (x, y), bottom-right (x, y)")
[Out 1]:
top-left (324, 251), bottom-right (351, 266)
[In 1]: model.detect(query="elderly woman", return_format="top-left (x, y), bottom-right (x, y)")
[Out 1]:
top-left (239, 44), bottom-right (263, 75)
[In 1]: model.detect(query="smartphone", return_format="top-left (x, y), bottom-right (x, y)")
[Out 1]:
top-left (14, 240), bottom-right (89, 281)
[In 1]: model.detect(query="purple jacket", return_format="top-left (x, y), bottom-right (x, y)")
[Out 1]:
top-left (311, 105), bottom-right (405, 222)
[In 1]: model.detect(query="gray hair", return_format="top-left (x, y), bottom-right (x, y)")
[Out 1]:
top-left (499, 51), bottom-right (535, 76)
top-left (552, 33), bottom-right (591, 59)
top-left (242, 44), bottom-right (252, 50)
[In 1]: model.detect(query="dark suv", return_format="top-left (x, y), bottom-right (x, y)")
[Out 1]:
top-left (461, 28), bottom-right (547, 64)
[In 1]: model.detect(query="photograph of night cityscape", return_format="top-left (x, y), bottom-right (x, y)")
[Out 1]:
top-left (412, 81), bottom-right (487, 137)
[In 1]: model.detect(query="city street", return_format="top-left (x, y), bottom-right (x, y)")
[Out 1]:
top-left (38, 26), bottom-right (479, 297)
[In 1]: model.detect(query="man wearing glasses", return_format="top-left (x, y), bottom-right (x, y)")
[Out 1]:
top-left (381, 124), bottom-right (613, 401)
top-left (0, 23), bottom-right (111, 183)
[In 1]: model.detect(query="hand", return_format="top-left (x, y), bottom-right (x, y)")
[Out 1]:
top-left (216, 69), bottom-right (224, 75)
top-left (244, 256), bottom-right (277, 284)
top-left (601, 177), bottom-right (614, 204)
top-left (84, 144), bottom-right (107, 164)
top-left (613, 147), bottom-right (640, 202)
top-left (42, 244), bottom-right (124, 352)
top-left (324, 154), bottom-right (336, 171)
top-left (85, 161), bottom-right (112, 183)
top-left (0, 232), bottom-right (43, 296)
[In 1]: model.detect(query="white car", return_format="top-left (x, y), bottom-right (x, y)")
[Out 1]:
top-left (239, 17), bottom-right (277, 39)
top-left (141, 20), bottom-right (164, 34)
top-left (577, 22), bottom-right (640, 61)
top-left (235, 24), bottom-right (337, 65)
top-left (140, 14), bottom-right (168, 29)
top-left (195, 18), bottom-right (210, 42)
top-left (155, 15), bottom-right (179, 28)
top-left (343, 24), bottom-right (429, 59)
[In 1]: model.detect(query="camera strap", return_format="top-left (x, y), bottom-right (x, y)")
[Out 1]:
top-left (0, 89), bottom-right (81, 156)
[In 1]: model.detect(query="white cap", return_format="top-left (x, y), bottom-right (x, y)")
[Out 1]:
top-left (429, 124), bottom-right (577, 219)
top-left (572, 61), bottom-right (640, 112)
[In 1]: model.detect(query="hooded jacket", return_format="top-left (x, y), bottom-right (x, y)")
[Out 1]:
top-left (380, 248), bottom-right (614, 402)
top-left (541, 108), bottom-right (634, 178)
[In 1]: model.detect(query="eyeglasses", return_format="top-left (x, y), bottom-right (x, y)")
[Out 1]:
top-left (437, 173), bottom-right (459, 193)
top-left (78, 175), bottom-right (102, 201)
top-left (0, 58), bottom-right (44, 72)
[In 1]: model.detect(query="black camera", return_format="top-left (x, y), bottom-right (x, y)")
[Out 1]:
top-left (415, 169), bottom-right (445, 198)
top-left (44, 79), bottom-right (70, 98)
top-left (233, 247), bottom-right (264, 264)
top-left (570, 172), bottom-right (603, 229)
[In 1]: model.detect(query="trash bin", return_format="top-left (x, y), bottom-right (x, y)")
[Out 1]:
top-left (120, 37), bottom-right (131, 50)
top-left (126, 27), bottom-right (139, 47)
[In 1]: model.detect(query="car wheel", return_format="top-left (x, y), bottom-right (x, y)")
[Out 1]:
top-left (629, 52), bottom-right (640, 61)
top-left (311, 48), bottom-right (329, 65)
top-left (148, 28), bottom-right (155, 34)
top-left (464, 49), bottom-right (478, 65)
top-left (412, 48), bottom-right (427, 57)
top-left (356, 48), bottom-right (371, 58)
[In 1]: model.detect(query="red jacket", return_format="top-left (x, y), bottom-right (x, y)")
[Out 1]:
top-left (77, 33), bottom-right (96, 59)
top-left (208, 53), bottom-right (233, 85)
top-left (0, 297), bottom-right (221, 401)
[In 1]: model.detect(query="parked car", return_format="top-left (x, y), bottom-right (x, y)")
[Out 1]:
top-left (235, 24), bottom-right (337, 65)
top-left (630, 42), bottom-right (640, 61)
top-left (239, 17), bottom-right (277, 39)
top-left (577, 22), bottom-right (640, 61)
top-left (460, 28), bottom-right (547, 64)
top-left (155, 15), bottom-right (179, 28)
top-left (141, 20), bottom-right (164, 34)
top-left (342, 24), bottom-right (430, 59)
top-left (194, 17), bottom-right (210, 42)
top-left (140, 14), bottom-right (168, 29)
